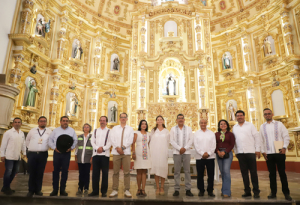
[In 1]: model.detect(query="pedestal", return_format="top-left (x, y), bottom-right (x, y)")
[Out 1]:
top-left (0, 84), bottom-right (20, 135)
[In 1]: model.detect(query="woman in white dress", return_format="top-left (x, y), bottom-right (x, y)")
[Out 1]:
top-left (149, 115), bottom-right (170, 195)
top-left (132, 120), bottom-right (151, 197)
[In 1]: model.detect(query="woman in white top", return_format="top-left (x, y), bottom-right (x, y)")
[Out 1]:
top-left (149, 116), bottom-right (170, 195)
top-left (132, 120), bottom-right (151, 197)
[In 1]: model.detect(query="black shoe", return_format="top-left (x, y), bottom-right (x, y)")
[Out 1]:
top-left (198, 191), bottom-right (204, 196)
top-left (285, 194), bottom-right (292, 201)
top-left (102, 193), bottom-right (107, 197)
top-left (88, 192), bottom-right (99, 197)
top-left (50, 190), bottom-right (58, 196)
top-left (186, 190), bottom-right (194, 197)
top-left (253, 194), bottom-right (260, 199)
top-left (1, 187), bottom-right (4, 192)
top-left (267, 194), bottom-right (276, 199)
top-left (3, 189), bottom-right (14, 195)
top-left (173, 191), bottom-right (179, 196)
top-left (76, 188), bottom-right (83, 195)
top-left (35, 191), bottom-right (43, 196)
top-left (60, 190), bottom-right (68, 196)
top-left (208, 192), bottom-right (215, 197)
top-left (27, 192), bottom-right (34, 197)
top-left (242, 193), bottom-right (252, 197)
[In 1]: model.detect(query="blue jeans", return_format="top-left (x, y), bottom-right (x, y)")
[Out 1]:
top-left (2, 159), bottom-right (19, 190)
top-left (217, 151), bottom-right (233, 196)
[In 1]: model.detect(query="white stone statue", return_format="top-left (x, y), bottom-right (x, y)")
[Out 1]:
top-left (227, 102), bottom-right (236, 121)
top-left (166, 76), bottom-right (176, 95)
top-left (110, 104), bottom-right (117, 122)
top-left (73, 41), bottom-right (83, 59)
top-left (222, 53), bottom-right (231, 69)
top-left (112, 57), bottom-right (120, 71)
top-left (264, 37), bottom-right (272, 55)
top-left (69, 95), bottom-right (78, 116)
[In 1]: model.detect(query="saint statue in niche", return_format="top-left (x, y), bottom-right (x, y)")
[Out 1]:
top-left (110, 104), bottom-right (117, 122)
top-left (69, 94), bottom-right (79, 116)
top-left (25, 79), bottom-right (38, 107)
top-left (222, 52), bottom-right (232, 69)
top-left (264, 37), bottom-right (272, 55)
top-left (112, 57), bottom-right (120, 71)
top-left (35, 16), bottom-right (51, 37)
top-left (72, 40), bottom-right (83, 60)
top-left (227, 101), bottom-right (236, 121)
top-left (166, 76), bottom-right (176, 95)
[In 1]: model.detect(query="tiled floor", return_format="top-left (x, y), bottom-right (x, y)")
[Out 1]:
top-left (0, 169), bottom-right (300, 204)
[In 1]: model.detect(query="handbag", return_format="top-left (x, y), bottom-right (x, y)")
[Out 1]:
top-left (219, 148), bottom-right (229, 159)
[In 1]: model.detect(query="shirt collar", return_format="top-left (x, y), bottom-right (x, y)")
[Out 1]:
top-left (236, 121), bottom-right (248, 127)
top-left (264, 120), bottom-right (276, 125)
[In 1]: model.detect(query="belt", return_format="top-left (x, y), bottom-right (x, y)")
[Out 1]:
top-left (28, 151), bottom-right (48, 154)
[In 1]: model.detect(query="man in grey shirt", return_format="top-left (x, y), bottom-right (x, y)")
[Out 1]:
top-left (48, 116), bottom-right (77, 196)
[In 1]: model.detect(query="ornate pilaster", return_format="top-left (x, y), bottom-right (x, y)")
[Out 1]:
top-left (281, 8), bottom-right (294, 56)
top-left (19, 0), bottom-right (34, 34)
top-left (9, 55), bottom-right (24, 87)
top-left (195, 15), bottom-right (202, 51)
top-left (57, 11), bottom-right (68, 59)
top-left (245, 79), bottom-right (259, 128)
top-left (93, 37), bottom-right (101, 75)
top-left (290, 65), bottom-right (300, 119)
top-left (88, 88), bottom-right (98, 127)
top-left (140, 17), bottom-right (147, 54)
top-left (49, 75), bottom-right (61, 127)
top-left (241, 31), bottom-right (251, 73)
top-left (136, 109), bottom-right (147, 125)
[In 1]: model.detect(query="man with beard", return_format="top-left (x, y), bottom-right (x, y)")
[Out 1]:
top-left (26, 116), bottom-right (52, 197)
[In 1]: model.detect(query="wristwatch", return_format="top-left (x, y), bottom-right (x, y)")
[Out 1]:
top-left (121, 146), bottom-right (126, 150)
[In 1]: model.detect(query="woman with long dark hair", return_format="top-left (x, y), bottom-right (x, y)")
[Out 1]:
top-left (149, 115), bottom-right (169, 195)
top-left (215, 119), bottom-right (235, 197)
top-left (132, 120), bottom-right (151, 197)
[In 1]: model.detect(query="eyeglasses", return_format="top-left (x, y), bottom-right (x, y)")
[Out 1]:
top-left (264, 113), bottom-right (272, 116)
top-left (120, 117), bottom-right (127, 119)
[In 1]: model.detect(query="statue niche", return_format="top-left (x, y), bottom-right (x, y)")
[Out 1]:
top-left (108, 101), bottom-right (118, 123)
top-left (226, 100), bottom-right (237, 122)
top-left (110, 54), bottom-right (120, 72)
top-left (71, 39), bottom-right (83, 60)
top-left (35, 14), bottom-right (51, 38)
top-left (65, 92), bottom-right (79, 118)
top-left (23, 77), bottom-right (38, 107)
top-left (222, 52), bottom-right (233, 70)
top-left (263, 36), bottom-right (276, 57)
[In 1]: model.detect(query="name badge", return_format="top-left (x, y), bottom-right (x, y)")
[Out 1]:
top-left (38, 138), bottom-right (43, 144)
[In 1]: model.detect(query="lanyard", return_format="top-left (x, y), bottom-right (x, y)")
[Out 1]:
top-left (37, 128), bottom-right (46, 137)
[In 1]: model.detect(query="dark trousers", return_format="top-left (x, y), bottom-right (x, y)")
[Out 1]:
top-left (78, 163), bottom-right (91, 190)
top-left (92, 155), bottom-right (109, 194)
top-left (28, 151), bottom-right (48, 193)
top-left (53, 151), bottom-right (71, 192)
top-left (196, 159), bottom-right (215, 193)
top-left (237, 153), bottom-right (260, 194)
top-left (266, 154), bottom-right (289, 195)
top-left (2, 160), bottom-right (19, 190)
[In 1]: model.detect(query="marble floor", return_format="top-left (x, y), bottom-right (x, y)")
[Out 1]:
top-left (0, 169), bottom-right (300, 204)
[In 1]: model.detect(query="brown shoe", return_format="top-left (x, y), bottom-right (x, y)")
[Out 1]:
top-left (223, 194), bottom-right (230, 198)
top-left (141, 190), bottom-right (147, 197)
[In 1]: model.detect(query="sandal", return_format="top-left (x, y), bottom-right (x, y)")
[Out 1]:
top-left (136, 189), bottom-right (141, 196)
top-left (141, 190), bottom-right (147, 197)
top-left (159, 187), bottom-right (165, 195)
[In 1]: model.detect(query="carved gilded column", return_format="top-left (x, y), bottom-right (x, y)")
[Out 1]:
top-left (281, 8), bottom-right (294, 56)
top-left (136, 65), bottom-right (147, 125)
top-left (19, 0), bottom-right (34, 34)
top-left (195, 15), bottom-right (202, 51)
top-left (57, 11), bottom-right (68, 59)
top-left (88, 88), bottom-right (97, 127)
top-left (140, 18), bottom-right (146, 54)
top-left (9, 55), bottom-right (24, 87)
top-left (93, 37), bottom-right (101, 75)
top-left (245, 79), bottom-right (259, 128)
top-left (49, 75), bottom-right (61, 127)
top-left (241, 31), bottom-right (251, 73)
top-left (290, 65), bottom-right (300, 121)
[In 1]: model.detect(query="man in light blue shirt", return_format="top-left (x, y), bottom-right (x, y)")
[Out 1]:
top-left (48, 116), bottom-right (77, 196)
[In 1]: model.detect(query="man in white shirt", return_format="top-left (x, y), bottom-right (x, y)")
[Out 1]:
top-left (109, 113), bottom-right (134, 198)
top-left (193, 119), bottom-right (216, 197)
top-left (232, 110), bottom-right (261, 198)
top-left (48, 116), bottom-right (78, 196)
top-left (26, 116), bottom-right (52, 197)
top-left (260, 108), bottom-right (292, 201)
top-left (0, 117), bottom-right (26, 195)
top-left (170, 114), bottom-right (194, 197)
top-left (89, 116), bottom-right (111, 197)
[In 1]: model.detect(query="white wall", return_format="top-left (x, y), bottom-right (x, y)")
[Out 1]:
top-left (0, 0), bottom-right (18, 74)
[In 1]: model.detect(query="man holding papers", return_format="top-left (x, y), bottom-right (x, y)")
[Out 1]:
top-left (260, 108), bottom-right (292, 201)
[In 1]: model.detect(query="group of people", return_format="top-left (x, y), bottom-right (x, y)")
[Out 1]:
top-left (0, 108), bottom-right (292, 201)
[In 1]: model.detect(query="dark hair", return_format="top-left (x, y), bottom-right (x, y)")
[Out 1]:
top-left (60, 116), bottom-right (69, 121)
top-left (82, 123), bottom-right (92, 133)
top-left (177, 114), bottom-right (184, 119)
top-left (217, 119), bottom-right (230, 132)
top-left (263, 108), bottom-right (272, 113)
top-left (138, 120), bottom-right (148, 132)
top-left (100, 116), bottom-right (108, 122)
top-left (119, 113), bottom-right (128, 118)
top-left (13, 117), bottom-right (22, 123)
top-left (38, 116), bottom-right (47, 122)
top-left (153, 115), bottom-right (166, 131)
top-left (235, 110), bottom-right (245, 116)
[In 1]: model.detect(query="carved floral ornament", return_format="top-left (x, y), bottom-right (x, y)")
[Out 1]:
top-left (148, 7), bottom-right (193, 17)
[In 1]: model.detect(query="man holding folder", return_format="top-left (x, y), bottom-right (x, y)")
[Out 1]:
top-left (260, 108), bottom-right (292, 201)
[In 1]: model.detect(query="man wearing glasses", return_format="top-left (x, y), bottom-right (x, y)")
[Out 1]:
top-left (260, 108), bottom-right (292, 201)
top-left (109, 113), bottom-right (134, 198)
top-left (232, 110), bottom-right (261, 199)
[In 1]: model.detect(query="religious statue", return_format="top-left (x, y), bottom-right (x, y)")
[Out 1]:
top-left (166, 76), bottom-right (176, 95)
top-left (30, 65), bottom-right (37, 74)
top-left (272, 75), bottom-right (280, 87)
top-left (112, 57), bottom-right (120, 71)
top-left (222, 53), bottom-right (231, 69)
top-left (227, 102), bottom-right (236, 121)
top-left (69, 95), bottom-right (78, 116)
top-left (25, 80), bottom-right (38, 107)
top-left (110, 104), bottom-right (117, 122)
top-left (73, 41), bottom-right (83, 60)
top-left (36, 18), bottom-right (51, 37)
top-left (264, 37), bottom-right (272, 55)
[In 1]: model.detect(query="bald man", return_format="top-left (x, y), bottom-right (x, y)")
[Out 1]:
top-left (193, 119), bottom-right (216, 197)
